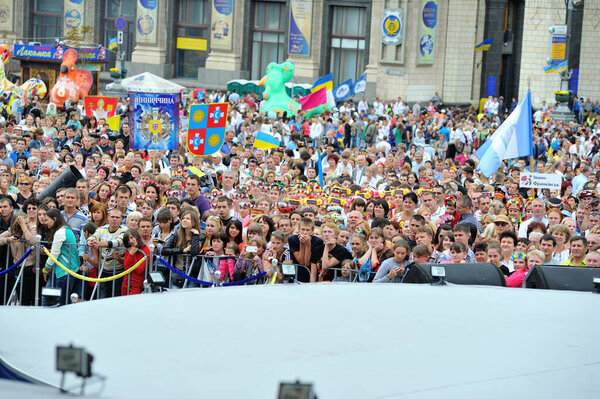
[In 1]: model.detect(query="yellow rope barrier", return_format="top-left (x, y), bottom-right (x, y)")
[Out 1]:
top-left (270, 272), bottom-right (278, 285)
top-left (44, 248), bottom-right (146, 283)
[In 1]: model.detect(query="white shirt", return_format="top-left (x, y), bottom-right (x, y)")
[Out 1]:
top-left (335, 161), bottom-right (353, 176)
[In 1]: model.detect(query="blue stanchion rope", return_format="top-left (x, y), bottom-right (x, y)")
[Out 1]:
top-left (157, 257), bottom-right (269, 287)
top-left (157, 257), bottom-right (214, 287)
top-left (223, 271), bottom-right (268, 286)
top-left (0, 247), bottom-right (33, 276)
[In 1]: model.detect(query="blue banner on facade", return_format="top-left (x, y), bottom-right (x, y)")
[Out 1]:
top-left (13, 44), bottom-right (107, 61)
top-left (570, 68), bottom-right (579, 94)
top-left (288, 0), bottom-right (312, 55)
top-left (486, 76), bottom-right (496, 97)
top-left (130, 92), bottom-right (180, 150)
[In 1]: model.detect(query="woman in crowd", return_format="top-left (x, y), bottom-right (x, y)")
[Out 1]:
top-left (487, 243), bottom-right (510, 277)
top-left (506, 252), bottom-right (529, 288)
top-left (121, 229), bottom-right (150, 296)
top-left (549, 224), bottom-right (571, 263)
top-left (201, 215), bottom-right (223, 252)
top-left (41, 209), bottom-right (80, 306)
top-left (436, 231), bottom-right (455, 263)
top-left (256, 215), bottom-right (275, 242)
top-left (152, 208), bottom-right (176, 255)
top-left (95, 183), bottom-right (112, 204)
top-left (225, 219), bottom-right (243, 249)
top-left (373, 240), bottom-right (411, 283)
top-left (89, 202), bottom-right (108, 228)
top-left (0, 211), bottom-right (37, 305)
top-left (400, 192), bottom-right (418, 222)
top-left (233, 236), bottom-right (266, 282)
top-left (357, 228), bottom-right (393, 282)
top-left (162, 209), bottom-right (201, 288)
top-left (373, 199), bottom-right (390, 219)
top-left (12, 175), bottom-right (34, 208)
top-left (22, 198), bottom-right (39, 230)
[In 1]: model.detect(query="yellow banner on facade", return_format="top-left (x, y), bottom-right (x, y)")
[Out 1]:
top-left (176, 37), bottom-right (207, 51)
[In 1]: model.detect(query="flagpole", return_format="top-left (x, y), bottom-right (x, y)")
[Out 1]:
top-left (527, 78), bottom-right (535, 199)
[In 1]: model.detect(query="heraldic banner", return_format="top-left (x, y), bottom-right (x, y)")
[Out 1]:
top-left (129, 92), bottom-right (180, 150)
top-left (187, 102), bottom-right (229, 157)
top-left (84, 96), bottom-right (119, 120)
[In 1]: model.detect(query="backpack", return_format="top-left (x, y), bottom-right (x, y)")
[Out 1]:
top-left (358, 258), bottom-right (372, 282)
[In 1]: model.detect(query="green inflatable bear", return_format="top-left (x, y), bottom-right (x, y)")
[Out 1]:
top-left (258, 62), bottom-right (301, 116)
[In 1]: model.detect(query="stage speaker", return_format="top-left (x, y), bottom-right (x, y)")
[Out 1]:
top-left (403, 263), bottom-right (507, 287)
top-left (524, 265), bottom-right (600, 292)
top-left (37, 165), bottom-right (83, 201)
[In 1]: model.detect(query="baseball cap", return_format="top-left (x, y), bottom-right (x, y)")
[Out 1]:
top-left (494, 215), bottom-right (511, 225)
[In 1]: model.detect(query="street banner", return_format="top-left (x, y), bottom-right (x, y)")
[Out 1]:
top-left (288, 0), bottom-right (313, 55)
top-left (136, 0), bottom-right (158, 44)
top-left (187, 103), bottom-right (229, 156)
top-left (129, 92), bottom-right (179, 150)
top-left (84, 96), bottom-right (119, 120)
top-left (64, 0), bottom-right (85, 32)
top-left (417, 0), bottom-right (438, 64)
top-left (211, 0), bottom-right (234, 50)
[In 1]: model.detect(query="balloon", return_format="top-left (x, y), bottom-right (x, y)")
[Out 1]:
top-left (258, 62), bottom-right (300, 116)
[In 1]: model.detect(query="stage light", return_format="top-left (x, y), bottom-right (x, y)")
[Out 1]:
top-left (431, 266), bottom-right (447, 286)
top-left (42, 287), bottom-right (61, 306)
top-left (278, 381), bottom-right (316, 399)
top-left (56, 344), bottom-right (94, 394)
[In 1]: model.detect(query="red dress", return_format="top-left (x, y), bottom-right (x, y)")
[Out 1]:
top-left (121, 246), bottom-right (150, 295)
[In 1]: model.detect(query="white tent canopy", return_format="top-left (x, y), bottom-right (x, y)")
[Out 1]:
top-left (121, 72), bottom-right (185, 93)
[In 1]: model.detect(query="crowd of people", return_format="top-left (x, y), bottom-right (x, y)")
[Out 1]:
top-left (0, 87), bottom-right (599, 306)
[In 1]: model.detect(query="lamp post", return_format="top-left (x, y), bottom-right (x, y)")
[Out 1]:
top-left (552, 0), bottom-right (583, 122)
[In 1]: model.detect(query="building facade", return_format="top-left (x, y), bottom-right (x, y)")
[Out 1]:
top-left (1, 0), bottom-right (599, 106)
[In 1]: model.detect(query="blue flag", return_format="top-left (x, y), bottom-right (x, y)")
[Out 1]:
top-left (352, 74), bottom-right (367, 96)
top-left (333, 79), bottom-right (353, 103)
top-left (475, 92), bottom-right (533, 177)
top-left (318, 151), bottom-right (324, 186)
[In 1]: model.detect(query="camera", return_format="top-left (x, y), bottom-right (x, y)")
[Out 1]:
top-left (246, 245), bottom-right (257, 253)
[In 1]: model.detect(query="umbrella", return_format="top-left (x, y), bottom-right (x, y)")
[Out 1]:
top-left (121, 72), bottom-right (185, 93)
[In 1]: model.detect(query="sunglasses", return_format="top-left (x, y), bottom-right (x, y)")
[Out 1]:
top-left (494, 222), bottom-right (508, 226)
top-left (19, 182), bottom-right (31, 186)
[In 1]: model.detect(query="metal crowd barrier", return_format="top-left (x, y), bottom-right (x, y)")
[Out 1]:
top-left (0, 242), bottom-right (357, 306)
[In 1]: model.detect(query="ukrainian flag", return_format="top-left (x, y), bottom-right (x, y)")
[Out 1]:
top-left (544, 60), bottom-right (568, 74)
top-left (475, 38), bottom-right (493, 51)
top-left (109, 37), bottom-right (117, 50)
top-left (311, 73), bottom-right (333, 93)
top-left (254, 131), bottom-right (280, 150)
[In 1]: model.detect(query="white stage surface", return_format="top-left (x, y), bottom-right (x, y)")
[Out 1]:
top-left (1, 284), bottom-right (599, 398)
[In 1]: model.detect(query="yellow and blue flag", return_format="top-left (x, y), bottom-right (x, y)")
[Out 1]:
top-left (254, 131), bottom-right (280, 151)
top-left (187, 103), bottom-right (229, 156)
top-left (108, 37), bottom-right (117, 50)
top-left (544, 60), bottom-right (568, 74)
top-left (311, 73), bottom-right (333, 93)
top-left (475, 38), bottom-right (493, 51)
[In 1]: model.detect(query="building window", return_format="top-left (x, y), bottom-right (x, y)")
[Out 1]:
top-left (32, 0), bottom-right (63, 41)
top-left (251, 1), bottom-right (286, 80)
top-left (102, 0), bottom-right (136, 64)
top-left (330, 6), bottom-right (366, 85)
top-left (175, 0), bottom-right (209, 78)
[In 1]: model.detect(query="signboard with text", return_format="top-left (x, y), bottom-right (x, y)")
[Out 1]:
top-left (520, 171), bottom-right (562, 190)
